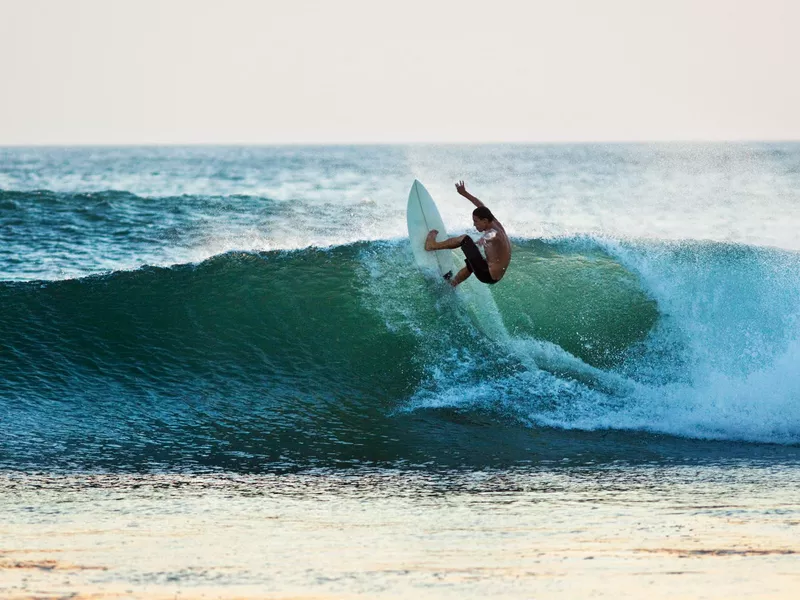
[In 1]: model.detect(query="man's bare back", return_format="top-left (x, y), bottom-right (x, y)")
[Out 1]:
top-left (477, 220), bottom-right (511, 281)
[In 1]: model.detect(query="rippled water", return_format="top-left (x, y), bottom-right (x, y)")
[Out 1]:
top-left (2, 466), bottom-right (799, 599)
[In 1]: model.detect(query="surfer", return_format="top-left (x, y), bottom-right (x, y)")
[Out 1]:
top-left (425, 181), bottom-right (511, 287)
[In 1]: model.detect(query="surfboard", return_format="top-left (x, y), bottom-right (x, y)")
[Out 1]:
top-left (406, 179), bottom-right (456, 280)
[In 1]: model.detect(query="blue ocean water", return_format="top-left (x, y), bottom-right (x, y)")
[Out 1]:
top-left (2, 144), bottom-right (800, 472)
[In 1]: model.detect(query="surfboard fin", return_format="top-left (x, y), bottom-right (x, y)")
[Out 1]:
top-left (443, 270), bottom-right (453, 281)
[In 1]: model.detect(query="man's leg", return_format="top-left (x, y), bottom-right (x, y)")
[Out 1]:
top-left (449, 266), bottom-right (472, 287)
top-left (425, 230), bottom-right (466, 251)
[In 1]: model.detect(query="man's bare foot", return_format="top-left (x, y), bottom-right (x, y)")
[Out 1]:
top-left (425, 230), bottom-right (439, 250)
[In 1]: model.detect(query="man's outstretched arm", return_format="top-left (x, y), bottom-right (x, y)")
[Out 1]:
top-left (455, 180), bottom-right (484, 208)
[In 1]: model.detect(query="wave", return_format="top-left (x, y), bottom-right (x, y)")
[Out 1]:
top-left (0, 188), bottom-right (398, 281)
top-left (2, 238), bottom-right (800, 471)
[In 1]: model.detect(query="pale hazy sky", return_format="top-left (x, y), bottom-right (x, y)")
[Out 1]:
top-left (1, 0), bottom-right (798, 144)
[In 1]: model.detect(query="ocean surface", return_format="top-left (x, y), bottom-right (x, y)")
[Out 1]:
top-left (2, 144), bottom-right (800, 598)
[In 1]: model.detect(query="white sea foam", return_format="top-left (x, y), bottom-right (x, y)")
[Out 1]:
top-left (393, 232), bottom-right (800, 445)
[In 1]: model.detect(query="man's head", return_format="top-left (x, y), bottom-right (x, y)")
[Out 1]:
top-left (472, 206), bottom-right (495, 232)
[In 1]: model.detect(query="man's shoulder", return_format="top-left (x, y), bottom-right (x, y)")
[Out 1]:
top-left (492, 222), bottom-right (507, 237)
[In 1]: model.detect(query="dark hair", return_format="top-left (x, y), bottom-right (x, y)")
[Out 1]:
top-left (472, 206), bottom-right (495, 222)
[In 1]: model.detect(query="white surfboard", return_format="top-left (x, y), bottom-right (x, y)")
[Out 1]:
top-left (406, 179), bottom-right (456, 280)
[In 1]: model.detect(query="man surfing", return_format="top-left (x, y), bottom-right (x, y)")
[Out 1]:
top-left (425, 181), bottom-right (511, 287)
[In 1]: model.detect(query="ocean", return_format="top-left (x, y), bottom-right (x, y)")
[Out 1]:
top-left (1, 144), bottom-right (799, 598)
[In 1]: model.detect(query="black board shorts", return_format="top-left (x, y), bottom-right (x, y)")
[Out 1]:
top-left (460, 236), bottom-right (498, 284)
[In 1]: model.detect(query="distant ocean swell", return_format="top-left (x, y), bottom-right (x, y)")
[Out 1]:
top-left (0, 187), bottom-right (397, 281)
top-left (2, 236), bottom-right (799, 471)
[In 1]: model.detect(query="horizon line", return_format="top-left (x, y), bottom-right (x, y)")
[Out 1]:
top-left (2, 138), bottom-right (800, 149)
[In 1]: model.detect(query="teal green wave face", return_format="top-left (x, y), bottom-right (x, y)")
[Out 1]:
top-left (0, 240), bottom-right (655, 400)
top-left (0, 246), bottom-right (422, 403)
top-left (492, 240), bottom-right (659, 369)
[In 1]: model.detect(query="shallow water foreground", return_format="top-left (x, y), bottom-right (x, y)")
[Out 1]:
top-left (2, 465), bottom-right (799, 599)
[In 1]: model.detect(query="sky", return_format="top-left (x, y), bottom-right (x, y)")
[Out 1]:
top-left (1, 0), bottom-right (798, 145)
